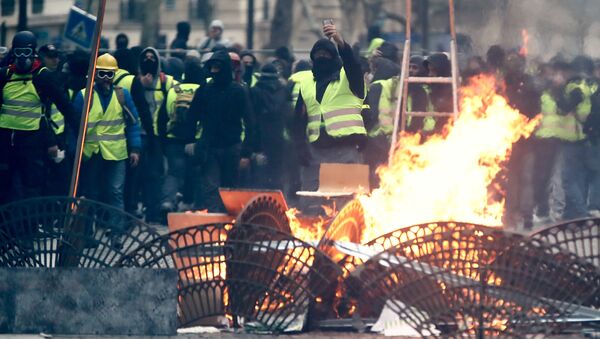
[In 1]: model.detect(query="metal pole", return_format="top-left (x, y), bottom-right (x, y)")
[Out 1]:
top-left (388, 0), bottom-right (412, 166)
top-left (405, 0), bottom-right (411, 40)
top-left (449, 0), bottom-right (456, 40)
top-left (68, 0), bottom-right (107, 198)
top-left (17, 0), bottom-right (27, 31)
top-left (247, 0), bottom-right (255, 49)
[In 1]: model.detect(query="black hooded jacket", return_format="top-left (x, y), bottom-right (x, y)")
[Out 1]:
top-left (186, 50), bottom-right (255, 156)
top-left (249, 65), bottom-right (290, 158)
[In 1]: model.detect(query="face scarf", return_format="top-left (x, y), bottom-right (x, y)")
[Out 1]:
top-left (312, 56), bottom-right (342, 81)
top-left (210, 61), bottom-right (230, 86)
top-left (140, 58), bottom-right (158, 76)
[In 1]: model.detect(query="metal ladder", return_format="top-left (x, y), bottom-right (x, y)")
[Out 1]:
top-left (388, 0), bottom-right (460, 165)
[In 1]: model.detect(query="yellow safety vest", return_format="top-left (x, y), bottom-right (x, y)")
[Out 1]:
top-left (149, 74), bottom-right (176, 136)
top-left (562, 80), bottom-right (599, 142)
top-left (418, 85), bottom-right (436, 132)
top-left (165, 83), bottom-right (200, 139)
top-left (534, 91), bottom-right (562, 139)
top-left (83, 89), bottom-right (128, 161)
top-left (0, 69), bottom-right (45, 131)
top-left (369, 78), bottom-right (435, 137)
top-left (114, 69), bottom-right (135, 92)
top-left (299, 69), bottom-right (366, 142)
top-left (368, 78), bottom-right (395, 138)
top-left (289, 70), bottom-right (313, 108)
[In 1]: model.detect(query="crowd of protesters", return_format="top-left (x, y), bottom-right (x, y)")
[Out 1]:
top-left (1, 18), bottom-right (600, 231)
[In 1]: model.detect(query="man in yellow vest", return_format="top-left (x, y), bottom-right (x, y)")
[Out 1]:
top-left (72, 54), bottom-right (141, 233)
top-left (521, 61), bottom-right (572, 228)
top-left (292, 22), bottom-right (367, 192)
top-left (159, 55), bottom-right (203, 213)
top-left (560, 56), bottom-right (600, 220)
top-left (0, 31), bottom-right (77, 205)
top-left (363, 56), bottom-right (400, 188)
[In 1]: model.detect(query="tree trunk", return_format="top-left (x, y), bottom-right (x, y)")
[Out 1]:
top-left (140, 0), bottom-right (161, 47)
top-left (338, 0), bottom-right (362, 43)
top-left (268, 0), bottom-right (294, 48)
top-left (362, 0), bottom-right (384, 28)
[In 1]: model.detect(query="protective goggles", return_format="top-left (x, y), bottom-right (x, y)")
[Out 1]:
top-left (13, 47), bottom-right (33, 58)
top-left (96, 70), bottom-right (115, 79)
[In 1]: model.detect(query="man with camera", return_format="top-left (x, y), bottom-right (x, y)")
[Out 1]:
top-left (292, 20), bottom-right (368, 192)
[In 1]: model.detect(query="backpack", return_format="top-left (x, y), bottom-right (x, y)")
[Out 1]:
top-left (167, 83), bottom-right (195, 136)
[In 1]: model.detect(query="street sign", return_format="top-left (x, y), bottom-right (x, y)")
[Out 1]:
top-left (63, 6), bottom-right (97, 49)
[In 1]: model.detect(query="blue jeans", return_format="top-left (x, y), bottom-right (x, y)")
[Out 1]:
top-left (161, 142), bottom-right (186, 207)
top-left (561, 141), bottom-right (600, 219)
top-left (80, 153), bottom-right (127, 233)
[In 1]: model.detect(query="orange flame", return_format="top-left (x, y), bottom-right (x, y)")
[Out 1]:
top-left (358, 75), bottom-right (540, 242)
top-left (286, 207), bottom-right (328, 242)
top-left (519, 29), bottom-right (529, 56)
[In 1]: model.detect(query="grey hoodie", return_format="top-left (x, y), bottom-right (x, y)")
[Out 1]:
top-left (139, 47), bottom-right (162, 117)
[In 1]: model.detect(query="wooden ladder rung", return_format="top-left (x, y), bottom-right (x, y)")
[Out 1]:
top-left (405, 111), bottom-right (455, 117)
top-left (406, 77), bottom-right (453, 84)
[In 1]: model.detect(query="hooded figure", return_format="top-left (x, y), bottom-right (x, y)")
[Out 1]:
top-left (205, 50), bottom-right (233, 87)
top-left (292, 25), bottom-right (366, 194)
top-left (310, 38), bottom-right (343, 82)
top-left (126, 47), bottom-right (177, 223)
top-left (240, 50), bottom-right (258, 86)
top-left (249, 63), bottom-right (290, 189)
top-left (185, 49), bottom-right (255, 211)
top-left (170, 21), bottom-right (191, 60)
top-left (138, 47), bottom-right (163, 123)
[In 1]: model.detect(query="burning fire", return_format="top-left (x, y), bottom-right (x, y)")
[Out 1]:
top-left (519, 29), bottom-right (530, 56)
top-left (358, 75), bottom-right (540, 242)
top-left (286, 206), bottom-right (331, 243)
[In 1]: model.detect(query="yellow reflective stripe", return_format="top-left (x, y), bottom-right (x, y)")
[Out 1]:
top-left (322, 107), bottom-right (362, 120)
top-left (86, 134), bottom-right (126, 142)
top-left (87, 119), bottom-right (124, 129)
top-left (327, 120), bottom-right (365, 130)
top-left (3, 99), bottom-right (42, 108)
top-left (0, 108), bottom-right (41, 118)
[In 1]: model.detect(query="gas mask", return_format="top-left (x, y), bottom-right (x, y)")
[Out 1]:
top-left (13, 47), bottom-right (35, 74)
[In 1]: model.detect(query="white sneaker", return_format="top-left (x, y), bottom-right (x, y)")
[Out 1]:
top-left (588, 210), bottom-right (600, 218)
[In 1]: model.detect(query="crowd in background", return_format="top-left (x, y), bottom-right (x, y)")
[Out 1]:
top-left (1, 18), bottom-right (600, 231)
